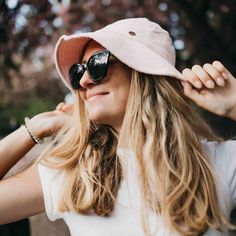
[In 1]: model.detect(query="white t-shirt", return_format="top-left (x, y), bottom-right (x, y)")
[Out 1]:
top-left (37, 140), bottom-right (236, 236)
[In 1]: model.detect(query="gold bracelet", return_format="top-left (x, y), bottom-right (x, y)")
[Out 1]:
top-left (23, 117), bottom-right (43, 144)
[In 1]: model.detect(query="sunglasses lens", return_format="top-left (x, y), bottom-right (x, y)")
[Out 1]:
top-left (69, 64), bottom-right (85, 89)
top-left (88, 51), bottom-right (109, 82)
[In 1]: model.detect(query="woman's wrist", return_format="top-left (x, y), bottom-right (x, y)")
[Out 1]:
top-left (23, 117), bottom-right (44, 143)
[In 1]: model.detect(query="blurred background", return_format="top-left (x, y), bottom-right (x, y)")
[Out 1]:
top-left (0, 0), bottom-right (236, 235)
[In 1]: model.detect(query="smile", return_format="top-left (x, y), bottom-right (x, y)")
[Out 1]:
top-left (87, 92), bottom-right (109, 101)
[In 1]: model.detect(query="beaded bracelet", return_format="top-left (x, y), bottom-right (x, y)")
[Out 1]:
top-left (23, 117), bottom-right (43, 144)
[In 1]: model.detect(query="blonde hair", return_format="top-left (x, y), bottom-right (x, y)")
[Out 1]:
top-left (39, 70), bottom-right (232, 235)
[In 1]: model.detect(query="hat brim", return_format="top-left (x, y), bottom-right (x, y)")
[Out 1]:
top-left (54, 31), bottom-right (185, 90)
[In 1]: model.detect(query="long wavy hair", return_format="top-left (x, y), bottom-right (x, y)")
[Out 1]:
top-left (38, 70), bottom-right (233, 235)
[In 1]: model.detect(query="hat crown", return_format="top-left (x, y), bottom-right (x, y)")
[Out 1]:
top-left (100, 18), bottom-right (176, 65)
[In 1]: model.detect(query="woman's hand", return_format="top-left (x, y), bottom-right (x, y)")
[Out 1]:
top-left (26, 102), bottom-right (73, 140)
top-left (56, 102), bottom-right (74, 113)
top-left (181, 61), bottom-right (236, 121)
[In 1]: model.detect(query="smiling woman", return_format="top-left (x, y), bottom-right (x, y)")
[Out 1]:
top-left (1, 17), bottom-right (236, 236)
top-left (77, 41), bottom-right (131, 131)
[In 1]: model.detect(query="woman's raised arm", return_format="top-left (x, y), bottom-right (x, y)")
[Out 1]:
top-left (0, 103), bottom-right (72, 224)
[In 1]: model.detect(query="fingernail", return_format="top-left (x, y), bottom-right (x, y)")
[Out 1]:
top-left (206, 80), bottom-right (215, 88)
top-left (195, 81), bottom-right (202, 88)
top-left (222, 72), bottom-right (228, 79)
top-left (216, 77), bottom-right (225, 86)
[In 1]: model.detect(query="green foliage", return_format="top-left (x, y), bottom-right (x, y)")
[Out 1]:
top-left (0, 96), bottom-right (56, 135)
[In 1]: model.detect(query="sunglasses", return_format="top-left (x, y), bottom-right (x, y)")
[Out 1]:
top-left (69, 49), bottom-right (117, 90)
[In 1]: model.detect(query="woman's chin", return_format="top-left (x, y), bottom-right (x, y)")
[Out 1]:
top-left (89, 113), bottom-right (108, 125)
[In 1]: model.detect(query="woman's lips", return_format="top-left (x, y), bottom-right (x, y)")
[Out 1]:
top-left (87, 92), bottom-right (109, 101)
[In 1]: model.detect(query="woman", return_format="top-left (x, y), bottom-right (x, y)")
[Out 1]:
top-left (0, 18), bottom-right (236, 236)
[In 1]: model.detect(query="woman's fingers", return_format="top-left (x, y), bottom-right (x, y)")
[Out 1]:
top-left (182, 68), bottom-right (203, 89)
top-left (202, 63), bottom-right (225, 87)
top-left (62, 104), bottom-right (73, 113)
top-left (182, 61), bottom-right (229, 89)
top-left (56, 102), bottom-right (65, 111)
top-left (212, 60), bottom-right (235, 80)
top-left (191, 65), bottom-right (215, 88)
top-left (56, 102), bottom-right (73, 113)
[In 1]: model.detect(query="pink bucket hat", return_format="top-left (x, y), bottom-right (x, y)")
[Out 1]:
top-left (54, 17), bottom-right (185, 90)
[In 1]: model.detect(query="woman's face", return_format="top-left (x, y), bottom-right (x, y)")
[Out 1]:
top-left (78, 41), bottom-right (132, 131)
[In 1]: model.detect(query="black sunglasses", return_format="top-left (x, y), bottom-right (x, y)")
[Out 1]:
top-left (69, 49), bottom-right (117, 90)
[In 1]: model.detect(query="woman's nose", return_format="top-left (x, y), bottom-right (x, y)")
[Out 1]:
top-left (79, 71), bottom-right (95, 89)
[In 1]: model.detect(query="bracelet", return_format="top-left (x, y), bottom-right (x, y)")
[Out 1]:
top-left (23, 117), bottom-right (43, 144)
